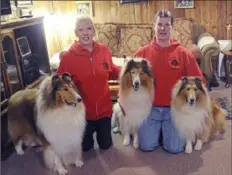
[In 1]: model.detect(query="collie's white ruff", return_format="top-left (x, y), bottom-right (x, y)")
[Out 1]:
top-left (171, 103), bottom-right (209, 153)
top-left (112, 87), bottom-right (153, 148)
top-left (36, 77), bottom-right (86, 175)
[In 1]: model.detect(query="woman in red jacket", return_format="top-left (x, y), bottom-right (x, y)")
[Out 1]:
top-left (57, 16), bottom-right (120, 151)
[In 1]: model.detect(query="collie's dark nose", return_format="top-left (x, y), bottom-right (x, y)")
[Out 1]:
top-left (189, 98), bottom-right (195, 105)
top-left (190, 99), bottom-right (195, 103)
top-left (134, 81), bottom-right (139, 86)
top-left (77, 97), bottom-right (82, 103)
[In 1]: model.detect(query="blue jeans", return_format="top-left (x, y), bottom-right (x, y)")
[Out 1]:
top-left (138, 106), bottom-right (185, 153)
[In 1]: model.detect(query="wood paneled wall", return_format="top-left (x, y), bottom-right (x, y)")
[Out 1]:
top-left (32, 0), bottom-right (231, 58)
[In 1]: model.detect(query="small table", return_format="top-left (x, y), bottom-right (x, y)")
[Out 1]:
top-left (108, 80), bottom-right (119, 97)
top-left (221, 51), bottom-right (232, 88)
top-left (109, 84), bottom-right (119, 97)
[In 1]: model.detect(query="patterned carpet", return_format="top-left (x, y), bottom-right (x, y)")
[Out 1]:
top-left (218, 97), bottom-right (232, 119)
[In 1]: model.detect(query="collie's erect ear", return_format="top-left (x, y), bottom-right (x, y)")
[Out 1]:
top-left (125, 59), bottom-right (136, 73)
top-left (52, 74), bottom-right (60, 88)
top-left (62, 72), bottom-right (72, 82)
top-left (194, 76), bottom-right (205, 92)
top-left (194, 76), bottom-right (202, 84)
top-left (181, 76), bottom-right (188, 84)
top-left (141, 59), bottom-right (148, 67)
top-left (178, 76), bottom-right (189, 94)
top-left (141, 59), bottom-right (153, 77)
top-left (52, 74), bottom-right (59, 80)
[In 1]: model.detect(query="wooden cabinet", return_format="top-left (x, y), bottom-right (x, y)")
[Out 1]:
top-left (1, 30), bottom-right (24, 100)
top-left (1, 16), bottom-right (51, 160)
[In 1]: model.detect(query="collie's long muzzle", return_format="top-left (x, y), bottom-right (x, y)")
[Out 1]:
top-left (133, 81), bottom-right (140, 91)
top-left (65, 94), bottom-right (82, 107)
top-left (132, 76), bottom-right (141, 91)
top-left (187, 96), bottom-right (196, 106)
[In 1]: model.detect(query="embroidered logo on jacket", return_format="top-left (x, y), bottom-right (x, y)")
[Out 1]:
top-left (169, 58), bottom-right (180, 69)
top-left (102, 61), bottom-right (109, 70)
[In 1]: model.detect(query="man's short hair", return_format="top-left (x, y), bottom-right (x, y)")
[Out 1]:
top-left (153, 10), bottom-right (174, 25)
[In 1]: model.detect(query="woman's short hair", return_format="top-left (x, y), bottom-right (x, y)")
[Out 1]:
top-left (153, 10), bottom-right (174, 26)
top-left (74, 15), bottom-right (98, 39)
top-left (74, 15), bottom-right (94, 31)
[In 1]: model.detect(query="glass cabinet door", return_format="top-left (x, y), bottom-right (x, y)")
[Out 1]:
top-left (1, 69), bottom-right (10, 102)
top-left (1, 32), bottom-right (24, 94)
top-left (0, 53), bottom-right (10, 114)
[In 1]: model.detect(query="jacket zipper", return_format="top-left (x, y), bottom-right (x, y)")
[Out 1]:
top-left (90, 57), bottom-right (99, 117)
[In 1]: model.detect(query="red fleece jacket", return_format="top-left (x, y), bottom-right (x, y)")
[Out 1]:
top-left (57, 40), bottom-right (120, 120)
top-left (133, 38), bottom-right (205, 107)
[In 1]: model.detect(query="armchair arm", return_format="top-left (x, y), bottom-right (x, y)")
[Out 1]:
top-left (197, 32), bottom-right (220, 56)
top-left (197, 32), bottom-right (220, 81)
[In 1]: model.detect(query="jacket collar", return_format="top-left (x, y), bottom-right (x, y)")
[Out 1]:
top-left (70, 40), bottom-right (100, 57)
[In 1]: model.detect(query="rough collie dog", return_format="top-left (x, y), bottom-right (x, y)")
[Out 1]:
top-left (171, 76), bottom-right (226, 154)
top-left (112, 57), bottom-right (154, 149)
top-left (7, 89), bottom-right (42, 155)
top-left (36, 73), bottom-right (86, 175)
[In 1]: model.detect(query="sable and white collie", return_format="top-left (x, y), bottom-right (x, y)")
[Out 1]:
top-left (36, 73), bottom-right (86, 175)
top-left (112, 57), bottom-right (154, 149)
top-left (171, 76), bottom-right (226, 154)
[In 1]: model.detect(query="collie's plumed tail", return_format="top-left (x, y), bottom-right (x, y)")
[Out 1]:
top-left (211, 99), bottom-right (226, 134)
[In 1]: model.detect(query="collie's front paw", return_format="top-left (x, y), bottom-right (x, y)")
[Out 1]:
top-left (133, 142), bottom-right (139, 149)
top-left (56, 166), bottom-right (68, 175)
top-left (15, 147), bottom-right (24, 155)
top-left (185, 142), bottom-right (193, 154)
top-left (75, 160), bottom-right (84, 168)
top-left (194, 139), bottom-right (203, 151)
top-left (123, 138), bottom-right (130, 146)
top-left (112, 127), bottom-right (119, 133)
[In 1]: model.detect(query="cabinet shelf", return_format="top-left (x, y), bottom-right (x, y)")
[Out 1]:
top-left (1, 16), bottom-right (51, 160)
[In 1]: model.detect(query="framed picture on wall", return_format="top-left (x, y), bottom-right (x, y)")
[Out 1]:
top-left (76, 1), bottom-right (93, 17)
top-left (174, 0), bottom-right (194, 9)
